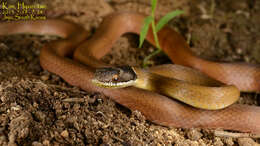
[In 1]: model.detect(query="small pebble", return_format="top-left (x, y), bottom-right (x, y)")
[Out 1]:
top-left (238, 138), bottom-right (258, 146)
top-left (32, 141), bottom-right (43, 146)
top-left (60, 130), bottom-right (69, 138)
top-left (41, 75), bottom-right (49, 81)
top-left (186, 129), bottom-right (202, 141)
top-left (223, 137), bottom-right (234, 146)
top-left (42, 140), bottom-right (50, 146)
top-left (236, 48), bottom-right (243, 55)
top-left (213, 137), bottom-right (224, 146)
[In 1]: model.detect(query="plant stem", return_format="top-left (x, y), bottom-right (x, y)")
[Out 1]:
top-left (143, 49), bottom-right (162, 67)
top-left (143, 8), bottom-right (162, 67)
top-left (151, 8), bottom-right (161, 50)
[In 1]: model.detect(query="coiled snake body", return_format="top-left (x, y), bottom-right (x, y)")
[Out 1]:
top-left (0, 12), bottom-right (260, 134)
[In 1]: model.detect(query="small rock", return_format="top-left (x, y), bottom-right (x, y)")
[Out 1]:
top-left (223, 137), bottom-right (234, 146)
top-left (34, 111), bottom-right (46, 122)
top-left (213, 137), bottom-right (224, 146)
top-left (236, 48), bottom-right (243, 55)
top-left (40, 75), bottom-right (49, 81)
top-left (238, 138), bottom-right (258, 146)
top-left (7, 142), bottom-right (17, 146)
top-left (32, 141), bottom-right (43, 146)
top-left (42, 140), bottom-right (50, 146)
top-left (0, 135), bottom-right (7, 146)
top-left (186, 129), bottom-right (202, 141)
top-left (60, 130), bottom-right (69, 138)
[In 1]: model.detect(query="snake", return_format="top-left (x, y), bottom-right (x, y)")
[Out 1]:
top-left (0, 12), bottom-right (260, 134)
top-left (92, 65), bottom-right (240, 110)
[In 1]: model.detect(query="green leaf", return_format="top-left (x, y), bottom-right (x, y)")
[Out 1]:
top-left (151, 0), bottom-right (157, 13)
top-left (155, 10), bottom-right (183, 32)
top-left (139, 16), bottom-right (153, 48)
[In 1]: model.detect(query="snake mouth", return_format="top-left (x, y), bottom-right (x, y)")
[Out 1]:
top-left (92, 66), bottom-right (137, 88)
top-left (92, 78), bottom-right (136, 88)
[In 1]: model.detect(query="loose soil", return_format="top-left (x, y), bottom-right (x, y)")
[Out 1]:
top-left (0, 0), bottom-right (259, 145)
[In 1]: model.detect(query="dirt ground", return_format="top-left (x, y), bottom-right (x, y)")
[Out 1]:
top-left (0, 0), bottom-right (260, 145)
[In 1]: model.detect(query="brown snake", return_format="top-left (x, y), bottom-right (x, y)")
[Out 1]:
top-left (0, 12), bottom-right (260, 134)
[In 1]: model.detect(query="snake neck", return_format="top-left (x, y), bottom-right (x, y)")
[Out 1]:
top-left (132, 67), bottom-right (153, 90)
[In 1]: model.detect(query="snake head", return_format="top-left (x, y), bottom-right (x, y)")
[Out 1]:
top-left (92, 66), bottom-right (137, 88)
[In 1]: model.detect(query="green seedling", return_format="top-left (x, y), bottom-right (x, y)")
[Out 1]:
top-left (139, 0), bottom-right (183, 67)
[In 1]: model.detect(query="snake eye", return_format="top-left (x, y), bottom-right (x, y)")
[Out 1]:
top-left (112, 74), bottom-right (119, 81)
